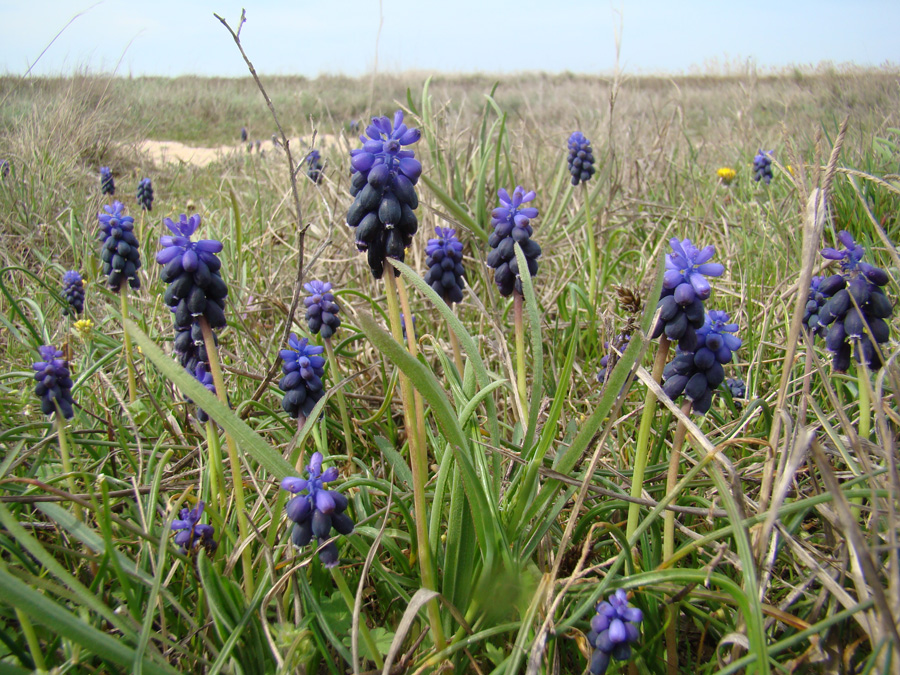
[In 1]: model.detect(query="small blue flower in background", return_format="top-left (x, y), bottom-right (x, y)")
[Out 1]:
top-left (157, 213), bottom-right (228, 330)
top-left (752, 150), bottom-right (773, 184)
top-left (305, 149), bottom-right (324, 184)
top-left (97, 201), bottom-right (141, 291)
top-left (596, 333), bottom-right (630, 387)
top-left (280, 334), bottom-right (327, 420)
top-left (304, 280), bottom-right (341, 340)
top-left (100, 166), bottom-right (115, 195)
top-left (136, 178), bottom-right (154, 212)
top-left (567, 131), bottom-right (596, 186)
top-left (33, 345), bottom-right (75, 419)
top-left (281, 452), bottom-right (354, 569)
top-left (399, 312), bottom-right (417, 341)
top-left (487, 186), bottom-right (542, 297)
top-left (349, 119), bottom-right (360, 134)
top-left (240, 126), bottom-right (248, 143)
top-left (171, 501), bottom-right (217, 554)
top-left (726, 377), bottom-right (746, 406)
top-left (424, 227), bottom-right (466, 305)
top-left (347, 110), bottom-right (422, 278)
top-left (0, 159), bottom-right (10, 178)
top-left (586, 589), bottom-right (642, 675)
top-left (62, 270), bottom-right (85, 316)
top-left (816, 231), bottom-right (893, 371)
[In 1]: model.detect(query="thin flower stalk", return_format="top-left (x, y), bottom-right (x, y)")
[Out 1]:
top-left (57, 414), bottom-right (83, 522)
top-left (205, 419), bottom-right (227, 512)
top-left (330, 566), bottom-right (384, 669)
top-left (584, 186), bottom-right (599, 306)
top-left (199, 317), bottom-right (254, 595)
top-left (120, 285), bottom-right (138, 404)
top-left (383, 265), bottom-right (445, 651)
top-left (514, 291), bottom-right (527, 416)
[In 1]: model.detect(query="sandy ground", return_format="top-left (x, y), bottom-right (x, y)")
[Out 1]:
top-left (139, 133), bottom-right (347, 168)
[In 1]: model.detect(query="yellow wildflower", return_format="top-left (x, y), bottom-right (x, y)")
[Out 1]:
top-left (73, 319), bottom-right (93, 340)
top-left (717, 167), bottom-right (736, 185)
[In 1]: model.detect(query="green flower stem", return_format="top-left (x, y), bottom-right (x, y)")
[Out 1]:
top-left (857, 365), bottom-right (871, 440)
top-left (448, 322), bottom-right (465, 380)
top-left (585, 184), bottom-right (599, 306)
top-left (199, 317), bottom-right (255, 596)
top-left (331, 566), bottom-right (384, 669)
top-left (514, 291), bottom-right (527, 416)
top-left (626, 334), bottom-right (670, 543)
top-left (394, 271), bottom-right (427, 456)
top-left (57, 415), bottom-right (83, 522)
top-left (324, 337), bottom-right (354, 460)
top-left (205, 420), bottom-right (227, 513)
top-left (0, 555), bottom-right (47, 672)
top-left (120, 285), bottom-right (138, 405)
top-left (663, 400), bottom-right (692, 675)
top-left (383, 266), bottom-right (446, 651)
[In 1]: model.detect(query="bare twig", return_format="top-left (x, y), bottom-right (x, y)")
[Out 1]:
top-left (214, 8), bottom-right (310, 407)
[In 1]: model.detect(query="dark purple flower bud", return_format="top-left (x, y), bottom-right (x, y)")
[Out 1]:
top-left (136, 178), bottom-right (154, 211)
top-left (752, 150), bottom-right (773, 184)
top-left (279, 334), bottom-right (326, 419)
top-left (170, 501), bottom-right (217, 554)
top-left (240, 126), bottom-right (248, 142)
top-left (97, 202), bottom-right (141, 291)
top-left (62, 270), bottom-right (85, 316)
top-left (303, 280), bottom-right (341, 339)
top-left (424, 227), bottom-right (466, 305)
top-left (32, 345), bottom-right (75, 419)
top-left (567, 131), bottom-right (597, 186)
top-left (100, 166), bottom-right (115, 195)
top-left (586, 589), bottom-right (642, 674)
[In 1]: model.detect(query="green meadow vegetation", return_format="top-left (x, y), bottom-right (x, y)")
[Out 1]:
top-left (0, 61), bottom-right (899, 674)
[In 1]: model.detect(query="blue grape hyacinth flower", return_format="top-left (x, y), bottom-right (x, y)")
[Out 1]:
top-left (97, 201), bottom-right (141, 291)
top-left (171, 501), bottom-right (217, 554)
top-left (487, 186), bottom-right (542, 297)
top-left (304, 280), bottom-right (341, 339)
top-left (157, 213), bottom-right (228, 330)
top-left (424, 227), bottom-right (466, 305)
top-left (33, 345), bottom-right (75, 419)
top-left (100, 166), bottom-right (115, 195)
top-left (347, 110), bottom-right (422, 278)
top-left (280, 334), bottom-right (326, 419)
top-left (817, 231), bottom-right (893, 371)
top-left (586, 589), bottom-right (643, 675)
top-left (62, 270), bottom-right (85, 316)
top-left (136, 177), bottom-right (154, 211)
top-left (305, 149), bottom-right (324, 184)
top-left (281, 452), bottom-right (354, 568)
top-left (752, 150), bottom-right (773, 184)
top-left (567, 131), bottom-right (596, 186)
top-left (240, 126), bottom-right (248, 143)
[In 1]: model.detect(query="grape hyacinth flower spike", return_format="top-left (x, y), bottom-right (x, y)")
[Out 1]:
top-left (586, 589), bottom-right (643, 675)
top-left (171, 501), bottom-right (217, 555)
top-left (752, 150), bottom-right (773, 184)
top-left (157, 213), bottom-right (228, 330)
top-left (651, 238), bottom-right (724, 351)
top-left (816, 231), bottom-right (892, 371)
top-left (136, 178), bottom-right (154, 211)
top-left (424, 227), bottom-right (466, 305)
top-left (281, 452), bottom-right (354, 568)
top-left (100, 166), bottom-right (115, 195)
top-left (62, 270), bottom-right (85, 316)
top-left (280, 334), bottom-right (326, 420)
top-left (487, 186), bottom-right (542, 297)
top-left (662, 310), bottom-right (741, 414)
top-left (346, 110), bottom-right (422, 278)
top-left (304, 280), bottom-right (341, 339)
top-left (567, 131), bottom-right (596, 186)
top-left (305, 149), bottom-right (324, 184)
top-left (240, 126), bottom-right (248, 143)
top-left (98, 201), bottom-right (142, 291)
top-left (33, 345), bottom-right (75, 419)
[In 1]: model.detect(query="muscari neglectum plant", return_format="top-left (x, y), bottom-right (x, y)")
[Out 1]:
top-left (586, 590), bottom-right (643, 675)
top-left (100, 166), bottom-right (115, 195)
top-left (171, 500), bottom-right (217, 555)
top-left (753, 149), bottom-right (773, 184)
top-left (61, 270), bottom-right (84, 317)
top-left (567, 131), bottom-right (601, 303)
top-left (136, 177), bottom-right (154, 212)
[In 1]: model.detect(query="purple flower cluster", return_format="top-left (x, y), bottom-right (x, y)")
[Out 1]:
top-left (567, 131), bottom-right (596, 186)
top-left (279, 334), bottom-right (326, 419)
top-left (62, 270), bottom-right (84, 316)
top-left (171, 501), bottom-right (217, 555)
top-left (424, 227), bottom-right (466, 305)
top-left (100, 166), bottom-right (115, 195)
top-left (651, 238), bottom-right (724, 351)
top-left (136, 177), bottom-right (153, 211)
top-left (347, 110), bottom-right (422, 278)
top-left (281, 452), bottom-right (354, 568)
top-left (240, 126), bottom-right (248, 143)
top-left (752, 150), bottom-right (773, 184)
top-left (816, 231), bottom-right (892, 371)
top-left (32, 345), bottom-right (75, 419)
top-left (487, 186), bottom-right (542, 297)
top-left (98, 201), bottom-right (141, 291)
top-left (663, 310), bottom-right (741, 414)
top-left (597, 333), bottom-right (631, 387)
top-left (586, 590), bottom-right (643, 675)
top-left (305, 149), bottom-right (324, 184)
top-left (304, 281), bottom-right (341, 339)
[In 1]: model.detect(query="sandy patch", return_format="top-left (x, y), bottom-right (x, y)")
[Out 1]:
top-left (139, 133), bottom-right (348, 168)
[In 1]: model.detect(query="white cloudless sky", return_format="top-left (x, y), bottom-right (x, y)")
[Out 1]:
top-left (2, 0), bottom-right (898, 77)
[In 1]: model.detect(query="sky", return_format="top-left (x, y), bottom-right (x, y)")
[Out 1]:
top-left (1, 0), bottom-right (898, 78)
